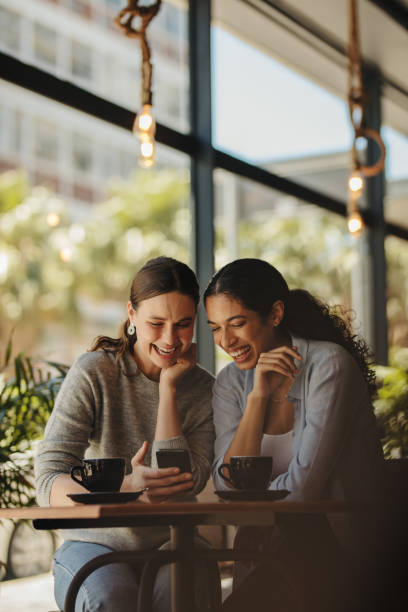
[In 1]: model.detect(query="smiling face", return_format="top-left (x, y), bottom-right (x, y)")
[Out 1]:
top-left (128, 291), bottom-right (196, 379)
top-left (206, 294), bottom-right (282, 370)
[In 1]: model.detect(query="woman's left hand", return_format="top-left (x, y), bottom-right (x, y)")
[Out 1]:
top-left (159, 343), bottom-right (197, 390)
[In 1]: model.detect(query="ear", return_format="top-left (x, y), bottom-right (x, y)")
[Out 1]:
top-left (127, 301), bottom-right (134, 320)
top-left (268, 300), bottom-right (285, 327)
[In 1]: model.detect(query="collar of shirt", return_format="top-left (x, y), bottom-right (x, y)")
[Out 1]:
top-left (287, 332), bottom-right (309, 401)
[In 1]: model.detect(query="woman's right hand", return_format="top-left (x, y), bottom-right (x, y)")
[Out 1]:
top-left (252, 345), bottom-right (301, 400)
top-left (122, 441), bottom-right (194, 502)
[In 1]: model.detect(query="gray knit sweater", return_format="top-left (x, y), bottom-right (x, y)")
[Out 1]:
top-left (34, 349), bottom-right (215, 551)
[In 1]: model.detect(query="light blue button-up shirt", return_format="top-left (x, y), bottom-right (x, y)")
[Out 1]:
top-left (212, 333), bottom-right (385, 505)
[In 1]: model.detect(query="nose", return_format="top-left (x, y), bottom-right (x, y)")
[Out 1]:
top-left (162, 325), bottom-right (177, 346)
top-left (220, 328), bottom-right (236, 350)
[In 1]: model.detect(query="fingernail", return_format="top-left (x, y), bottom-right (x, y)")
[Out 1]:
top-left (173, 468), bottom-right (180, 473)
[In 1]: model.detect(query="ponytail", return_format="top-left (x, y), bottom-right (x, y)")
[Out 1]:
top-left (283, 289), bottom-right (376, 399)
top-left (89, 319), bottom-right (137, 363)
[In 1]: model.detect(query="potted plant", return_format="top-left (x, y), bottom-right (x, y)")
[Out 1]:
top-left (0, 339), bottom-right (68, 579)
top-left (374, 347), bottom-right (408, 460)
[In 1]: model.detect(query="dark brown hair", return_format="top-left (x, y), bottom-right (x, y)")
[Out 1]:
top-left (204, 258), bottom-right (376, 398)
top-left (90, 257), bottom-right (199, 361)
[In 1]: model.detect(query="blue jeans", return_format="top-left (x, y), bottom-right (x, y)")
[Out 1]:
top-left (53, 538), bottom-right (219, 612)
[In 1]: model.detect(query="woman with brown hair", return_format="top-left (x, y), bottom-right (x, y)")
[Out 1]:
top-left (35, 256), bottom-right (216, 612)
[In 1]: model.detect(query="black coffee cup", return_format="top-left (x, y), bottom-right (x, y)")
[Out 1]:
top-left (218, 456), bottom-right (273, 490)
top-left (70, 458), bottom-right (126, 492)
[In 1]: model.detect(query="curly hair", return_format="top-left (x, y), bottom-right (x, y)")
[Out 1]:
top-left (204, 258), bottom-right (376, 399)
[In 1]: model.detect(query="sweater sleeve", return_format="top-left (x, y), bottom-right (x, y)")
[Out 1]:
top-left (211, 365), bottom-right (245, 491)
top-left (269, 347), bottom-right (366, 500)
top-left (34, 356), bottom-right (96, 506)
top-left (151, 367), bottom-right (215, 495)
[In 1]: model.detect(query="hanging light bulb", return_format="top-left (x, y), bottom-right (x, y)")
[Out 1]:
top-left (347, 210), bottom-right (364, 236)
top-left (348, 169), bottom-right (364, 197)
top-left (133, 104), bottom-right (156, 167)
top-left (133, 104), bottom-right (156, 140)
top-left (139, 140), bottom-right (155, 168)
top-left (115, 2), bottom-right (162, 170)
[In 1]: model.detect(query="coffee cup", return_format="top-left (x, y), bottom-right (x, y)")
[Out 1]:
top-left (218, 456), bottom-right (273, 490)
top-left (70, 457), bottom-right (126, 492)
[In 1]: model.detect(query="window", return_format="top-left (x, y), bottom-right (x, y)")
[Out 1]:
top-left (386, 236), bottom-right (408, 349)
top-left (72, 132), bottom-right (93, 173)
top-left (0, 7), bottom-right (20, 53)
top-left (34, 119), bottom-right (58, 162)
top-left (212, 25), bottom-right (353, 202)
top-left (33, 23), bottom-right (57, 67)
top-left (71, 40), bottom-right (93, 81)
top-left (0, 82), bottom-right (190, 363)
top-left (382, 126), bottom-right (408, 230)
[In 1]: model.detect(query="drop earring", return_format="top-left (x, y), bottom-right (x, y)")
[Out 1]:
top-left (128, 321), bottom-right (135, 336)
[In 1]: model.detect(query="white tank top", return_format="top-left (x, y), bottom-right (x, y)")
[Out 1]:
top-left (261, 430), bottom-right (293, 479)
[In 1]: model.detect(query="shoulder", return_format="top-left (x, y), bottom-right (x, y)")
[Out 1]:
top-left (67, 350), bottom-right (120, 384)
top-left (307, 339), bottom-right (354, 365)
top-left (73, 349), bottom-right (116, 372)
top-left (305, 339), bottom-right (363, 381)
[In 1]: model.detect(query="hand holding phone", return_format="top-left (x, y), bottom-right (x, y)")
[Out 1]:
top-left (156, 449), bottom-right (192, 474)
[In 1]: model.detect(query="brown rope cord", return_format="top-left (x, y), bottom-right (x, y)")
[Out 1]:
top-left (114, 1), bottom-right (162, 105)
top-left (347, 0), bottom-right (385, 177)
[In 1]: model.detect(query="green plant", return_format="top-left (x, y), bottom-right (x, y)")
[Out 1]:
top-left (0, 339), bottom-right (68, 507)
top-left (374, 347), bottom-right (408, 459)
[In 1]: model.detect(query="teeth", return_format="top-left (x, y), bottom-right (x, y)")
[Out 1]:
top-left (230, 346), bottom-right (250, 358)
top-left (155, 346), bottom-right (176, 355)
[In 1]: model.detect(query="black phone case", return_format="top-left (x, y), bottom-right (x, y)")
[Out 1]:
top-left (156, 450), bottom-right (192, 473)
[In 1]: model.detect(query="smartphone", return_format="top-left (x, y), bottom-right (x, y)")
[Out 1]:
top-left (156, 449), bottom-right (192, 473)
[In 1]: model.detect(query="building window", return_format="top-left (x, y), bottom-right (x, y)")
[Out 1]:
top-left (72, 132), bottom-right (93, 173)
top-left (71, 40), bottom-right (93, 81)
top-left (34, 118), bottom-right (58, 162)
top-left (33, 23), bottom-right (57, 67)
top-left (0, 7), bottom-right (20, 53)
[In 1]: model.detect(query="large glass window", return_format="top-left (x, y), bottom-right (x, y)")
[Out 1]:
top-left (382, 126), bottom-right (408, 230)
top-left (212, 26), bottom-right (353, 202)
top-left (5, 0), bottom-right (189, 133)
top-left (0, 83), bottom-right (191, 364)
top-left (386, 235), bottom-right (408, 349)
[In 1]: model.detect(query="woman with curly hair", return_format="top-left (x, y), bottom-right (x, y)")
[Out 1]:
top-left (204, 258), bottom-right (386, 612)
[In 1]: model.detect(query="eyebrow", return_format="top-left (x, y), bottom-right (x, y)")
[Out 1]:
top-left (149, 316), bottom-right (193, 322)
top-left (207, 315), bottom-right (246, 325)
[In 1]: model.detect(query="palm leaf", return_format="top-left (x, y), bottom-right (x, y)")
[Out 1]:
top-left (0, 342), bottom-right (68, 507)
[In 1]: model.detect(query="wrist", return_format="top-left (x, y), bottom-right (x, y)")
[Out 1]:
top-left (121, 473), bottom-right (131, 492)
top-left (247, 390), bottom-right (269, 405)
top-left (159, 379), bottom-right (177, 396)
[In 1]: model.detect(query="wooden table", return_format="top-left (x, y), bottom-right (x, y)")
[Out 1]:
top-left (0, 499), bottom-right (354, 612)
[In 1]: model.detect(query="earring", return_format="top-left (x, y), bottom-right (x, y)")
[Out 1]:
top-left (128, 321), bottom-right (135, 336)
